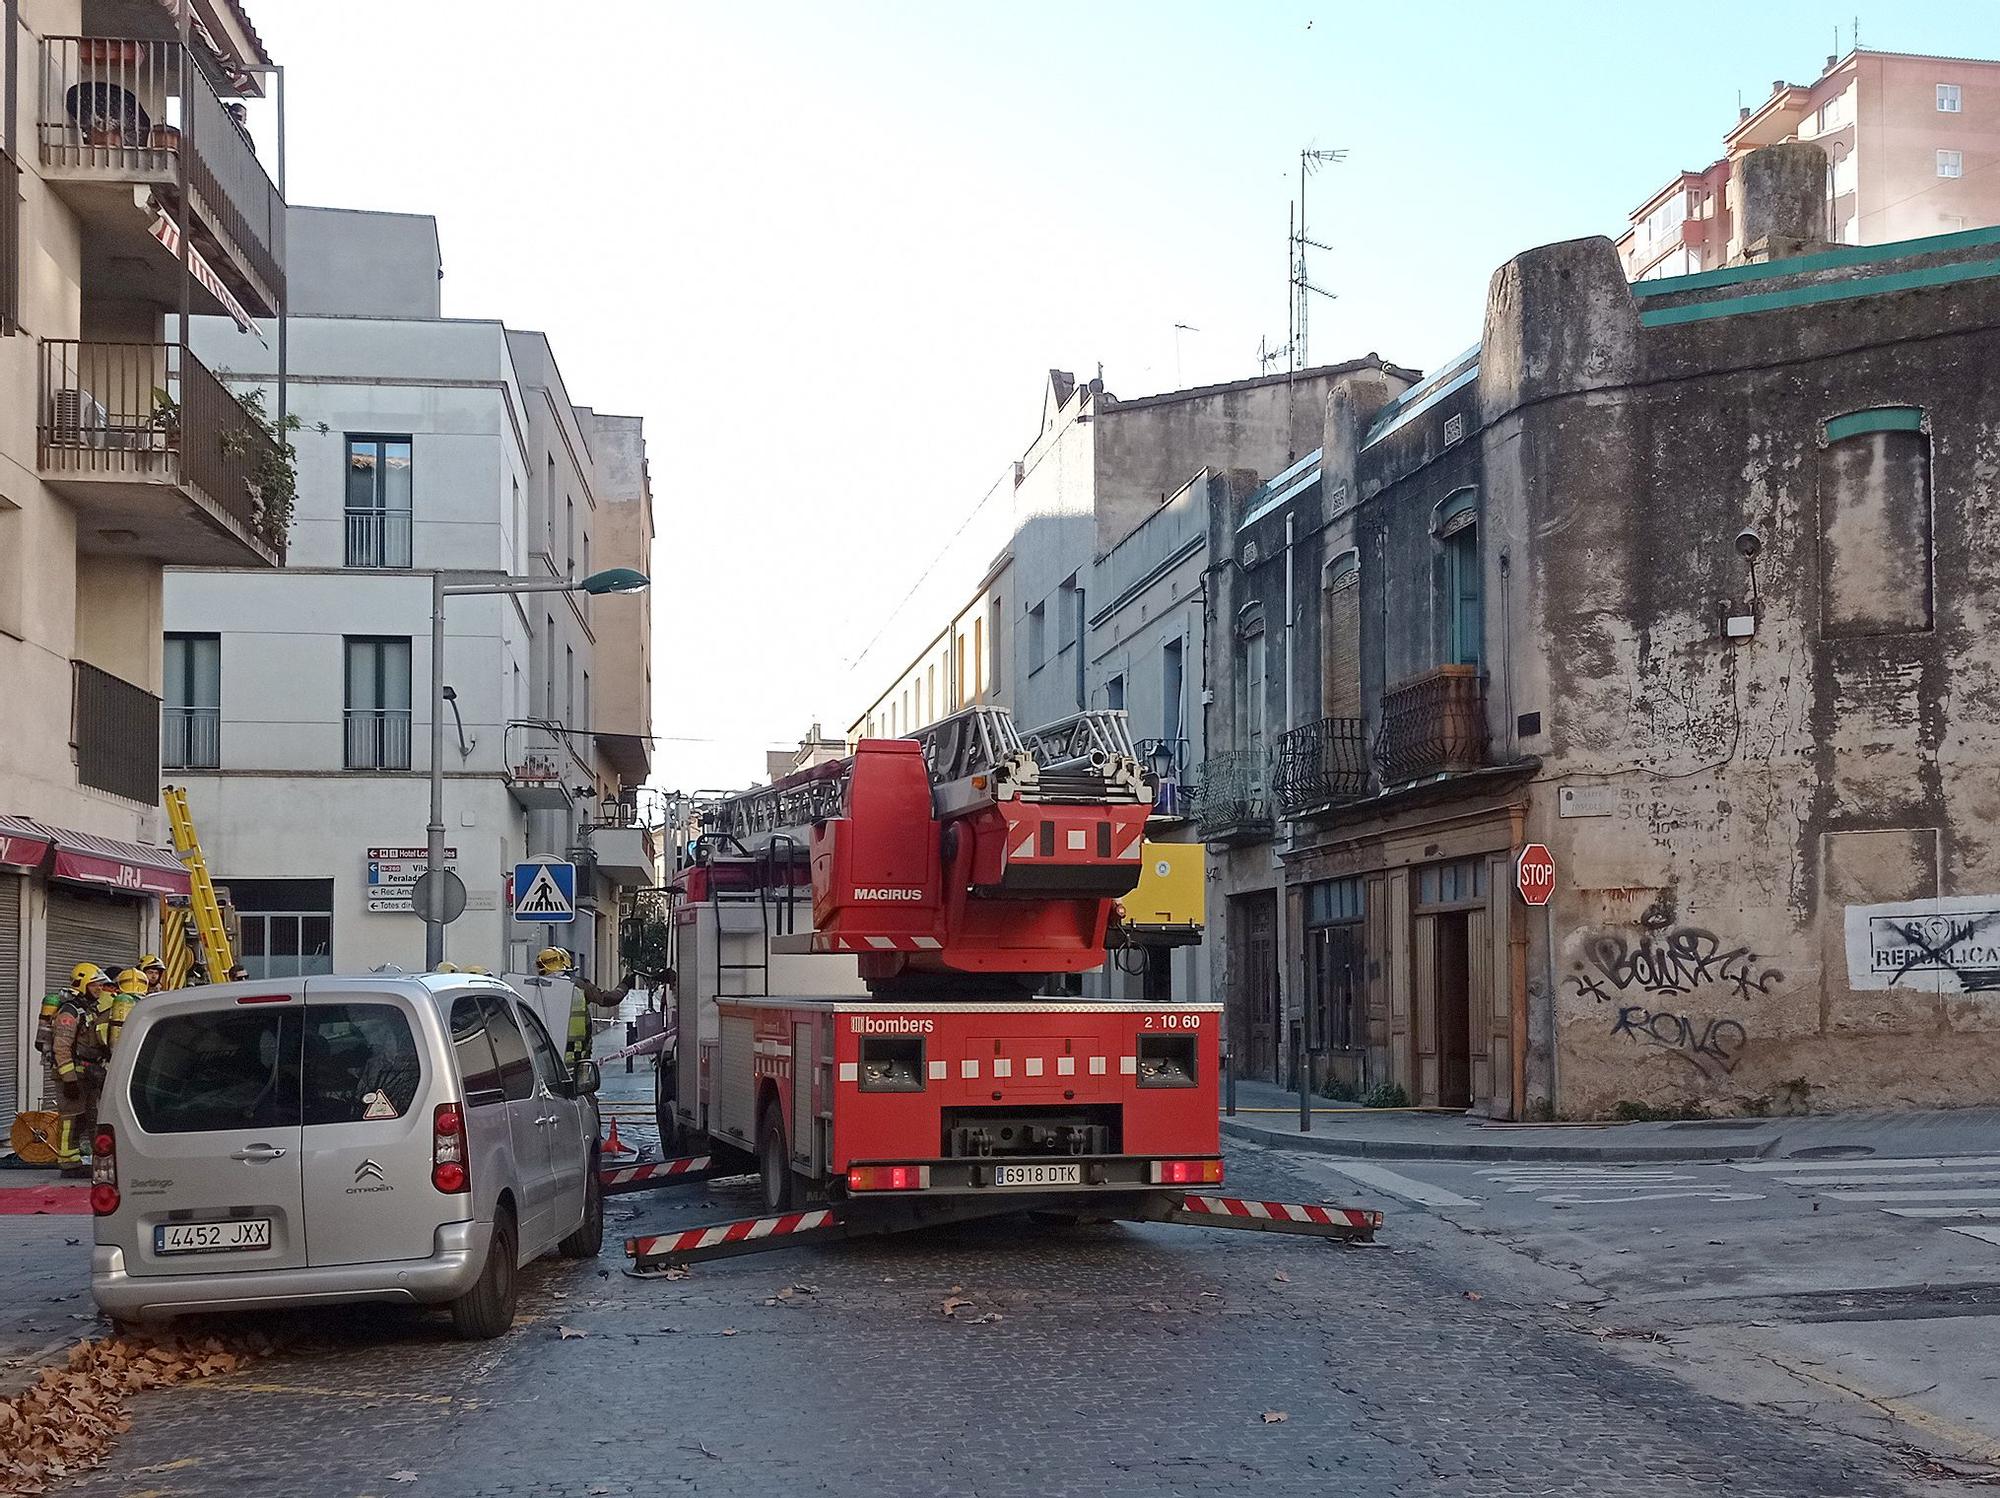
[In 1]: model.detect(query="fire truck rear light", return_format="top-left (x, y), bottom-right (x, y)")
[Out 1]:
top-left (847, 1164), bottom-right (929, 1192)
top-left (1150, 1158), bottom-right (1223, 1186)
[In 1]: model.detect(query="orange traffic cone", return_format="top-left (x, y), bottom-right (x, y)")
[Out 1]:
top-left (603, 1116), bottom-right (632, 1156)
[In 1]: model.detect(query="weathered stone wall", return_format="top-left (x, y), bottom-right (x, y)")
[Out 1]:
top-left (1499, 220), bottom-right (2000, 1114)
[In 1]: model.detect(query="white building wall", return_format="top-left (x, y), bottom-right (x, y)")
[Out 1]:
top-left (167, 311), bottom-right (539, 976)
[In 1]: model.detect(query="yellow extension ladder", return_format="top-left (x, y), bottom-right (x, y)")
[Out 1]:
top-left (163, 786), bottom-right (234, 981)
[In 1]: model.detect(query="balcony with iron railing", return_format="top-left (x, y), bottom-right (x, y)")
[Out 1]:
top-left (343, 708), bottom-right (412, 771)
top-left (162, 705), bottom-right (220, 770)
top-left (73, 662), bottom-right (161, 805)
top-left (1194, 749), bottom-right (1273, 843)
top-left (38, 340), bottom-right (284, 566)
top-left (344, 508), bottom-right (414, 569)
top-left (1373, 664), bottom-right (1489, 786)
top-left (39, 35), bottom-right (283, 314)
top-left (1275, 716), bottom-right (1370, 816)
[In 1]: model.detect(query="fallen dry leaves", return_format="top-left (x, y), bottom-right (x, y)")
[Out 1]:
top-left (1261, 1410), bottom-right (1289, 1424)
top-left (0, 1329), bottom-right (270, 1494)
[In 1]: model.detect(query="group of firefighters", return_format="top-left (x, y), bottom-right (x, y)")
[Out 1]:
top-left (31, 954), bottom-right (200, 1175)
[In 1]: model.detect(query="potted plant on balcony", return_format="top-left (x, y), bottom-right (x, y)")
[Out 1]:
top-left (217, 384), bottom-right (327, 547)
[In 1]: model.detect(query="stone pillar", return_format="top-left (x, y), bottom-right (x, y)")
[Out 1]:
top-left (1736, 141), bottom-right (1830, 263)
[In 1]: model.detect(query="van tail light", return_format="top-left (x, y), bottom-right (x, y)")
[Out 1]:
top-left (90, 1126), bottom-right (119, 1215)
top-left (431, 1103), bottom-right (468, 1194)
top-left (1150, 1158), bottom-right (1223, 1186)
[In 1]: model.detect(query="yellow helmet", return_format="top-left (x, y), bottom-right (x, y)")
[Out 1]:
top-left (463, 965), bottom-right (489, 976)
top-left (71, 962), bottom-right (104, 991)
top-left (116, 970), bottom-right (149, 996)
top-left (138, 954), bottom-right (165, 973)
top-left (535, 947), bottom-right (571, 975)
top-left (435, 962), bottom-right (459, 974)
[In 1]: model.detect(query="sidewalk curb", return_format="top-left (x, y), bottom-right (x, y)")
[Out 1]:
top-left (1221, 1116), bottom-right (1781, 1164)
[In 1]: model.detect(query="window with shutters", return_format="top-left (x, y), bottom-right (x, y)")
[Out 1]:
top-left (1235, 603), bottom-right (1266, 756)
top-left (1432, 489), bottom-right (1482, 668)
top-left (1321, 551), bottom-right (1361, 718)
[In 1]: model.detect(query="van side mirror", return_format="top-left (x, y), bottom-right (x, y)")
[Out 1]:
top-left (574, 1060), bottom-right (601, 1096)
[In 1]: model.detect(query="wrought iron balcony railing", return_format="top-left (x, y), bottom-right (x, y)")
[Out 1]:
top-left (1275, 715), bottom-right (1369, 815)
top-left (1374, 665), bottom-right (1488, 785)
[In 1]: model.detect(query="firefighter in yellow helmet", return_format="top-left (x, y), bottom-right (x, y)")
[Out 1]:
top-left (34, 962), bottom-right (98, 1079)
top-left (51, 967), bottom-right (117, 1174)
top-left (537, 948), bottom-right (630, 1069)
top-left (108, 968), bottom-right (149, 1050)
top-left (137, 954), bottom-right (167, 994)
top-left (434, 962), bottom-right (460, 974)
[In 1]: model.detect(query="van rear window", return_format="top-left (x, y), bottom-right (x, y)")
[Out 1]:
top-left (131, 1011), bottom-right (301, 1134)
top-left (304, 1005), bottom-right (422, 1125)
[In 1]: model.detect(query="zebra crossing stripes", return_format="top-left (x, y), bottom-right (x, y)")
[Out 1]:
top-left (1730, 1154), bottom-right (2000, 1246)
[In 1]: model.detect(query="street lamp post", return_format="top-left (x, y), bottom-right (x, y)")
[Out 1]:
top-left (423, 567), bottom-right (649, 969)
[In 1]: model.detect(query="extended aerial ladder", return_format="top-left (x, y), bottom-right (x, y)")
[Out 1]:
top-left (162, 786), bottom-right (234, 985)
top-left (617, 705), bottom-right (1384, 1271)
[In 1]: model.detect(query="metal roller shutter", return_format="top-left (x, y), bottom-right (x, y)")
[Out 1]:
top-left (0, 878), bottom-right (20, 1120)
top-left (41, 890), bottom-right (143, 1100)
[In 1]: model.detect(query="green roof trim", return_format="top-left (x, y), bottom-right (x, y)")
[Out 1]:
top-left (1825, 407), bottom-right (1924, 442)
top-left (1630, 223), bottom-right (2000, 299)
top-left (1638, 255), bottom-right (2000, 328)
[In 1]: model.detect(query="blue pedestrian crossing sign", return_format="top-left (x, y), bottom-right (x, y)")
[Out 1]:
top-left (512, 860), bottom-right (576, 923)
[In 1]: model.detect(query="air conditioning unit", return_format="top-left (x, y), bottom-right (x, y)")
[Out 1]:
top-left (49, 387), bottom-right (106, 447)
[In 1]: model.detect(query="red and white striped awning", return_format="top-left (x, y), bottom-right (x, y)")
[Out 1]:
top-left (0, 817), bottom-right (189, 897)
top-left (148, 206), bottom-right (264, 344)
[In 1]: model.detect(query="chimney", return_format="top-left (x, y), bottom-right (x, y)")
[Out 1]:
top-left (1739, 105), bottom-right (1752, 121)
top-left (1771, 78), bottom-right (1786, 94)
top-left (1826, 54), bottom-right (1837, 69)
top-left (1735, 141), bottom-right (1831, 264)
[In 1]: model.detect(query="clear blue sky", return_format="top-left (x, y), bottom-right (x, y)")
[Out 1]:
top-left (255, 1), bottom-right (1987, 790)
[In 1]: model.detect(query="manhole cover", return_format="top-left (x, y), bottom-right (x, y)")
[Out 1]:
top-left (1784, 1144), bottom-right (1875, 1161)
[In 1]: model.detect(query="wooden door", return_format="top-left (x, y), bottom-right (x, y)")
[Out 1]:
top-left (1435, 912), bottom-right (1473, 1108)
top-left (1228, 892), bottom-right (1279, 1081)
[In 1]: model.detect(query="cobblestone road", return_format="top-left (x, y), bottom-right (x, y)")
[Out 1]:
top-left (62, 1147), bottom-right (1916, 1498)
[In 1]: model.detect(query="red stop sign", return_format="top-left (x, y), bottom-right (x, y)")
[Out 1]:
top-left (1516, 843), bottom-right (1556, 906)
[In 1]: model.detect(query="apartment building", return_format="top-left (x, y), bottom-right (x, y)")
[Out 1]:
top-left (0, 0), bottom-right (284, 1120)
top-left (1219, 145), bottom-right (2000, 1117)
top-left (1618, 46), bottom-right (2000, 279)
top-left (163, 207), bottom-right (654, 983)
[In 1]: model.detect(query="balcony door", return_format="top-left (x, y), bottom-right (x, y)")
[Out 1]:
top-left (163, 631), bottom-right (220, 770)
top-left (344, 637), bottom-right (412, 770)
top-left (345, 436), bottom-right (413, 568)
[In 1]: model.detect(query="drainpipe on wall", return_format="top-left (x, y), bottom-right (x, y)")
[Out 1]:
top-left (1276, 511), bottom-right (1296, 1106)
top-left (1507, 804), bottom-right (1528, 1120)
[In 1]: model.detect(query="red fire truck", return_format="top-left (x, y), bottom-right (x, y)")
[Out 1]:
top-left (621, 707), bottom-right (1378, 1270)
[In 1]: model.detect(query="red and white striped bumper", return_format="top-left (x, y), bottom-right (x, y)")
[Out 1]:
top-left (1179, 1194), bottom-right (1380, 1231)
top-left (627, 1208), bottom-right (842, 1267)
top-left (600, 1154), bottom-right (718, 1195)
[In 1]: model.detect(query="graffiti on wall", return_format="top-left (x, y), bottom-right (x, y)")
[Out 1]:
top-left (1570, 926), bottom-right (1782, 1078)
top-left (1569, 929), bottom-right (1784, 1005)
top-left (1845, 896), bottom-right (2000, 995)
top-left (1610, 1007), bottom-right (1748, 1075)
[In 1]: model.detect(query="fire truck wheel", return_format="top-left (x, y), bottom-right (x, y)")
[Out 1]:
top-left (758, 1103), bottom-right (795, 1213)
top-left (654, 1062), bottom-right (682, 1153)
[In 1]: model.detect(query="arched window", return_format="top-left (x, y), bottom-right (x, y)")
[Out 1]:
top-left (1432, 489), bottom-right (1481, 667)
top-left (1321, 550), bottom-right (1361, 718)
top-left (1819, 407), bottom-right (1932, 638)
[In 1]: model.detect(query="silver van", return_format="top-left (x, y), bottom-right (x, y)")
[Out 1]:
top-left (90, 973), bottom-right (603, 1339)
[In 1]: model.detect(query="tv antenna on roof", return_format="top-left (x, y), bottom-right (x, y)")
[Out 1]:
top-left (1289, 146), bottom-right (1346, 373)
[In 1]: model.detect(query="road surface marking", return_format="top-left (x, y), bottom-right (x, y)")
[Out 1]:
top-left (1946, 1225), bottom-right (2000, 1246)
top-left (1880, 1205), bottom-right (2000, 1218)
top-left (1314, 1160), bottom-right (1479, 1208)
top-left (1732, 1154), bottom-right (2000, 1174)
top-left (1774, 1169), bottom-right (2000, 1186)
top-left (1535, 1189), bottom-right (1766, 1205)
top-left (1823, 1187), bottom-right (2000, 1203)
